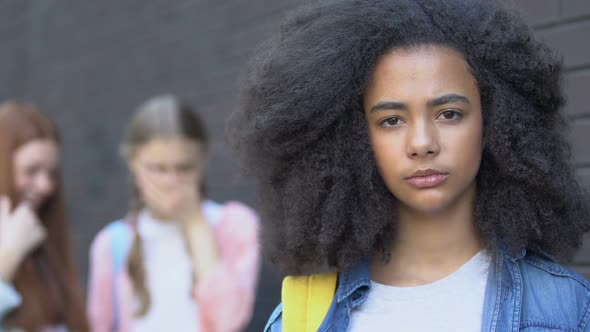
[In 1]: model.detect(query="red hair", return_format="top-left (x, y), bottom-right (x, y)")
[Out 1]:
top-left (0, 101), bottom-right (88, 331)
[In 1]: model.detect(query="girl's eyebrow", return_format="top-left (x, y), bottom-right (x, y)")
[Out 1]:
top-left (427, 93), bottom-right (470, 108)
top-left (369, 93), bottom-right (471, 113)
top-left (369, 101), bottom-right (408, 113)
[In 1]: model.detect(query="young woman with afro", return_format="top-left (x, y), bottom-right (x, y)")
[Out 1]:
top-left (229, 0), bottom-right (590, 331)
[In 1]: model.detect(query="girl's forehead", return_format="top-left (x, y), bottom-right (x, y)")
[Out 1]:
top-left (134, 137), bottom-right (204, 162)
top-left (365, 45), bottom-right (479, 104)
top-left (375, 46), bottom-right (472, 81)
top-left (14, 139), bottom-right (60, 166)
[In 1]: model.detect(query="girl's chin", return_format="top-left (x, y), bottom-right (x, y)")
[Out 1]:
top-left (20, 196), bottom-right (40, 208)
top-left (147, 208), bottom-right (177, 221)
top-left (29, 201), bottom-right (45, 212)
top-left (399, 198), bottom-right (456, 215)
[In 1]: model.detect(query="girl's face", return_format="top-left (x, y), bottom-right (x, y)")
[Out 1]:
top-left (13, 139), bottom-right (60, 209)
top-left (129, 137), bottom-right (205, 217)
top-left (363, 45), bottom-right (483, 215)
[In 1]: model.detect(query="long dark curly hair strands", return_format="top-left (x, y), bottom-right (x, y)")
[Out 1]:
top-left (228, 0), bottom-right (590, 275)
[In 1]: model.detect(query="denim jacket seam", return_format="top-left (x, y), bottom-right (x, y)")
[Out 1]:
top-left (318, 301), bottom-right (348, 332)
top-left (524, 257), bottom-right (566, 276)
top-left (488, 252), bottom-right (504, 332)
top-left (523, 258), bottom-right (590, 292)
top-left (519, 320), bottom-right (577, 332)
top-left (508, 260), bottom-right (523, 332)
top-left (264, 304), bottom-right (282, 332)
top-left (337, 279), bottom-right (370, 303)
top-left (336, 271), bottom-right (350, 303)
top-left (578, 289), bottom-right (590, 331)
top-left (318, 319), bottom-right (336, 332)
top-left (319, 308), bottom-right (343, 332)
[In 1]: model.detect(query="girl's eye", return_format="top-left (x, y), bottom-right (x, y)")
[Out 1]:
top-left (380, 117), bottom-right (403, 127)
top-left (438, 110), bottom-right (463, 121)
top-left (177, 164), bottom-right (197, 173)
top-left (146, 165), bottom-right (166, 173)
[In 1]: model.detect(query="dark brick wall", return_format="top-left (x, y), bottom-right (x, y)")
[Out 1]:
top-left (0, 1), bottom-right (301, 330)
top-left (0, 1), bottom-right (588, 330)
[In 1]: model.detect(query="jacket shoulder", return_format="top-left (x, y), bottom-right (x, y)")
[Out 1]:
top-left (519, 253), bottom-right (590, 330)
top-left (264, 303), bottom-right (283, 332)
top-left (521, 253), bottom-right (590, 291)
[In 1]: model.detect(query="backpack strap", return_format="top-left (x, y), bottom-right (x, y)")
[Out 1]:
top-left (105, 220), bottom-right (133, 332)
top-left (282, 273), bottom-right (337, 332)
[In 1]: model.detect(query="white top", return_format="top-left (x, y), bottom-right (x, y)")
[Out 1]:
top-left (0, 280), bottom-right (21, 319)
top-left (348, 250), bottom-right (491, 332)
top-left (131, 200), bottom-right (224, 332)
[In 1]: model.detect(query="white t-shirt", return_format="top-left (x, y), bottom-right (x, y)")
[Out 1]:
top-left (131, 201), bottom-right (224, 332)
top-left (348, 250), bottom-right (491, 332)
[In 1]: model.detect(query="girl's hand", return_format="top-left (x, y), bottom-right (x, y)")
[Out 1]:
top-left (138, 175), bottom-right (218, 281)
top-left (145, 179), bottom-right (219, 280)
top-left (139, 173), bottom-right (202, 223)
top-left (185, 217), bottom-right (219, 282)
top-left (0, 196), bottom-right (47, 281)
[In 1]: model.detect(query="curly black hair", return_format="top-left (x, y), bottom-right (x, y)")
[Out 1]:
top-left (228, 0), bottom-right (590, 275)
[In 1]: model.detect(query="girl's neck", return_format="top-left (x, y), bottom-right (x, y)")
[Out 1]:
top-left (370, 187), bottom-right (482, 287)
top-left (145, 209), bottom-right (175, 223)
top-left (145, 205), bottom-right (208, 227)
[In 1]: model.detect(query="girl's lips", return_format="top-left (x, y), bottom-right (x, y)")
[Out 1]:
top-left (405, 173), bottom-right (448, 188)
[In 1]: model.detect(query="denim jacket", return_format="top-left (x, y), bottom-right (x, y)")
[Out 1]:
top-left (265, 248), bottom-right (590, 332)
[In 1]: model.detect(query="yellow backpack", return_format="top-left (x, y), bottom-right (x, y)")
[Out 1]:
top-left (281, 273), bottom-right (338, 332)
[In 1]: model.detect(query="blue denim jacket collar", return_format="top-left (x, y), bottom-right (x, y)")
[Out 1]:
top-left (326, 245), bottom-right (528, 332)
top-left (267, 244), bottom-right (590, 332)
top-left (335, 246), bottom-right (526, 302)
top-left (483, 245), bottom-right (530, 332)
top-left (335, 257), bottom-right (371, 305)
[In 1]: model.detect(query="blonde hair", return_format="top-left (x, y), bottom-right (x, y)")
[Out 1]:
top-left (121, 95), bottom-right (208, 316)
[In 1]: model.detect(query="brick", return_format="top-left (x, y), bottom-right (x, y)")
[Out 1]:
top-left (573, 234), bottom-right (590, 265)
top-left (569, 264), bottom-right (590, 280)
top-left (569, 170), bottom-right (590, 266)
top-left (577, 167), bottom-right (590, 191)
top-left (564, 70), bottom-right (590, 118)
top-left (514, 0), bottom-right (560, 26)
top-left (571, 120), bottom-right (590, 165)
top-left (537, 20), bottom-right (590, 69)
top-left (562, 0), bottom-right (590, 20)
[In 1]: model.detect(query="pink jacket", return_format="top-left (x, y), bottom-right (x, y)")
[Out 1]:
top-left (87, 201), bottom-right (260, 332)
